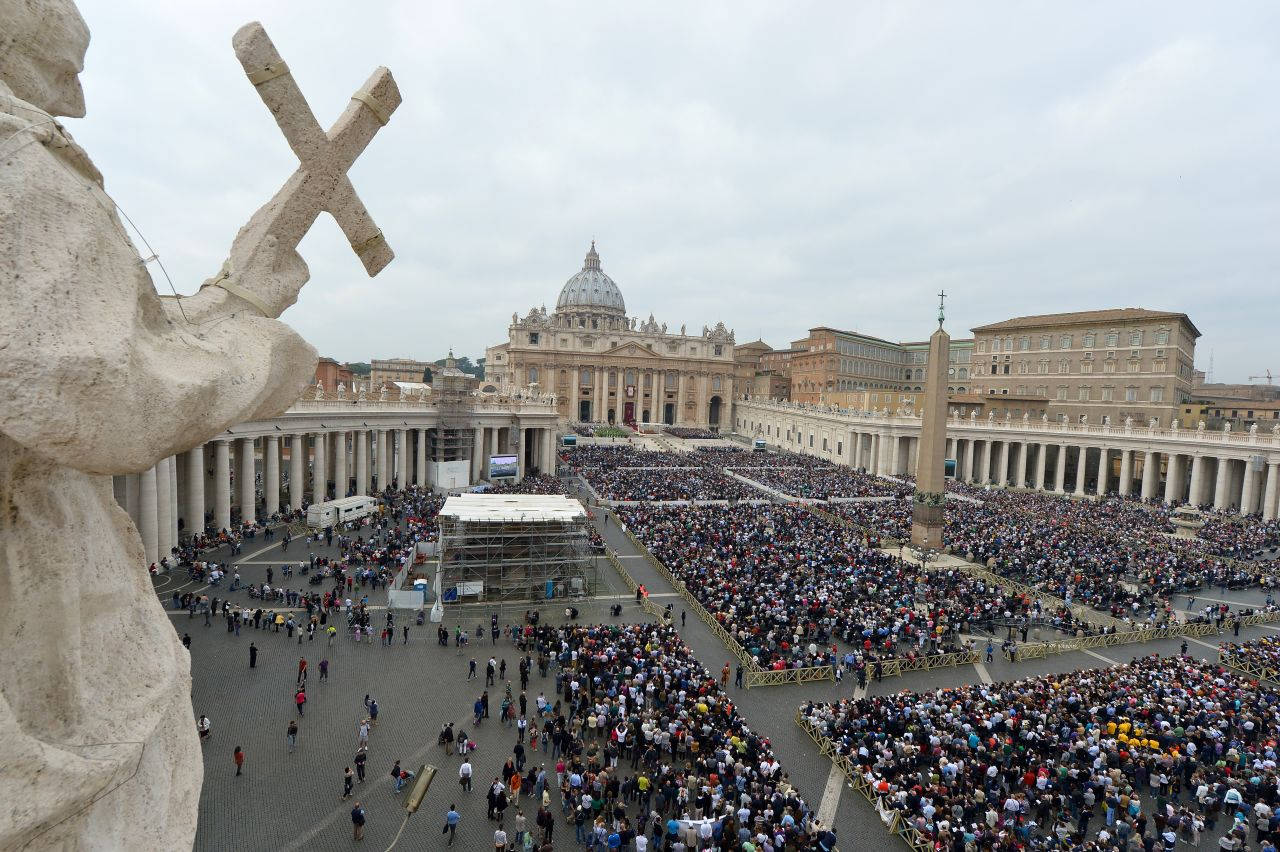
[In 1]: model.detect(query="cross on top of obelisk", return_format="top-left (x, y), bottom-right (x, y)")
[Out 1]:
top-left (937, 290), bottom-right (946, 328)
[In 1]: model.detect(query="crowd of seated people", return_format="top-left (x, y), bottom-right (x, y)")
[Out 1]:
top-left (488, 473), bottom-right (568, 495)
top-left (801, 653), bottom-right (1280, 852)
top-left (728, 465), bottom-right (910, 500)
top-left (473, 621), bottom-right (826, 849)
top-left (616, 504), bottom-right (1076, 670)
top-left (664, 426), bottom-right (719, 439)
top-left (1221, 634), bottom-right (1280, 676)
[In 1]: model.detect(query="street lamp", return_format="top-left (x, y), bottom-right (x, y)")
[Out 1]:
top-left (384, 764), bottom-right (436, 851)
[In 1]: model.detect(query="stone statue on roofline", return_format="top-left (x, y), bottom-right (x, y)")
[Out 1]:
top-left (0, 3), bottom-right (399, 847)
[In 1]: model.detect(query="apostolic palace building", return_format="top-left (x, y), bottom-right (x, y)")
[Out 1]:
top-left (484, 242), bottom-right (748, 430)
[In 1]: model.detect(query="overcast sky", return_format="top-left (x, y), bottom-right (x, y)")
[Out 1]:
top-left (72, 1), bottom-right (1278, 381)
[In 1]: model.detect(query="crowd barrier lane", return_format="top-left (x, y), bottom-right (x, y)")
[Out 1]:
top-left (616, 522), bottom-right (834, 688)
top-left (795, 713), bottom-right (931, 852)
top-left (1003, 613), bottom-right (1280, 661)
top-left (1219, 648), bottom-right (1279, 684)
top-left (605, 549), bottom-right (670, 623)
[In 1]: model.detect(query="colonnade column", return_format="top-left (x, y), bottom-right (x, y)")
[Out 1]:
top-left (169, 458), bottom-right (179, 547)
top-left (264, 436), bottom-right (279, 516)
top-left (214, 439), bottom-right (232, 531)
top-left (1213, 456), bottom-right (1232, 510)
top-left (1188, 455), bottom-right (1205, 507)
top-left (1094, 447), bottom-right (1109, 497)
top-left (355, 431), bottom-right (368, 496)
top-left (1163, 454), bottom-right (1179, 504)
top-left (979, 440), bottom-right (992, 485)
top-left (963, 439), bottom-right (975, 482)
top-left (547, 428), bottom-right (558, 474)
top-left (186, 446), bottom-right (205, 536)
top-left (995, 441), bottom-right (1009, 487)
top-left (139, 464), bottom-right (159, 567)
top-left (472, 427), bottom-right (484, 482)
top-left (1264, 463), bottom-right (1280, 521)
top-left (331, 432), bottom-right (347, 498)
top-left (1074, 447), bottom-right (1088, 494)
top-left (1118, 449), bottom-right (1133, 497)
top-left (1033, 443), bottom-right (1047, 491)
top-left (481, 428), bottom-right (492, 479)
top-left (290, 435), bottom-right (306, 509)
top-left (516, 426), bottom-right (527, 482)
top-left (1140, 451), bottom-right (1157, 500)
top-left (416, 429), bottom-right (428, 487)
top-left (156, 456), bottom-right (172, 560)
top-left (312, 431), bottom-right (326, 504)
top-left (1241, 463), bottom-right (1259, 516)
top-left (394, 429), bottom-right (407, 488)
top-left (373, 429), bottom-right (386, 490)
top-left (1054, 444), bottom-right (1067, 493)
top-left (238, 437), bottom-right (256, 523)
top-left (675, 373), bottom-right (686, 426)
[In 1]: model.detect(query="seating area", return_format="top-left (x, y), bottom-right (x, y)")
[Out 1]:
top-left (800, 653), bottom-right (1280, 851)
top-left (616, 504), bottom-right (1034, 671)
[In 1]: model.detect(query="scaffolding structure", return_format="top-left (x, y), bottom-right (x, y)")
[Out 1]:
top-left (437, 495), bottom-right (598, 605)
top-left (430, 361), bottom-right (476, 465)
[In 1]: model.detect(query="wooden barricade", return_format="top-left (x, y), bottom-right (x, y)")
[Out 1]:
top-left (796, 712), bottom-right (932, 852)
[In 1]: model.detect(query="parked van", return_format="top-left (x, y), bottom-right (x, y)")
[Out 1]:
top-left (306, 495), bottom-right (379, 529)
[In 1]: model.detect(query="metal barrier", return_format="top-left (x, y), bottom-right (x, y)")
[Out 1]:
top-left (796, 712), bottom-right (932, 852)
top-left (1002, 616), bottom-right (1280, 661)
top-left (1218, 647), bottom-right (1280, 684)
top-left (604, 549), bottom-right (669, 623)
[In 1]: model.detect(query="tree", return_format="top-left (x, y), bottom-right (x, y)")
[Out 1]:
top-left (347, 362), bottom-right (371, 377)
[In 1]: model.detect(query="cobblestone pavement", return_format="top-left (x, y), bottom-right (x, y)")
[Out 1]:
top-left (177, 499), bottom-right (1280, 850)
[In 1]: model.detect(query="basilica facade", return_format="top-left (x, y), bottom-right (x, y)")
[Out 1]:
top-left (485, 242), bottom-right (744, 429)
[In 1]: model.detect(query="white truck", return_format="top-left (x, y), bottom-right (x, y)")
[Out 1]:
top-left (306, 495), bottom-right (379, 529)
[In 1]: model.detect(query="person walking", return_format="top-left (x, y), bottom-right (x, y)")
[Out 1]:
top-left (459, 759), bottom-right (473, 792)
top-left (350, 801), bottom-right (366, 841)
top-left (233, 746), bottom-right (245, 776)
top-left (358, 719), bottom-right (370, 747)
top-left (286, 720), bottom-right (298, 753)
top-left (297, 657), bottom-right (307, 684)
top-left (319, 658), bottom-right (329, 682)
top-left (342, 767), bottom-right (355, 799)
top-left (249, 642), bottom-right (258, 668)
top-left (443, 805), bottom-right (461, 845)
top-left (294, 687), bottom-right (306, 716)
top-left (354, 746), bottom-right (368, 783)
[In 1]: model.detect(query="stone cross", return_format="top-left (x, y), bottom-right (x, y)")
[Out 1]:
top-left (231, 22), bottom-right (401, 276)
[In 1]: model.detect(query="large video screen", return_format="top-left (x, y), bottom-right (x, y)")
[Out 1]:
top-left (489, 454), bottom-right (518, 478)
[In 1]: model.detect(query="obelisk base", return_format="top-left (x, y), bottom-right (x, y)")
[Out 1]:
top-left (910, 503), bottom-right (944, 549)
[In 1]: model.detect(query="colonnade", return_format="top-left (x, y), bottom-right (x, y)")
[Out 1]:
top-left (739, 399), bottom-right (1280, 521)
top-left (114, 422), bottom-right (561, 567)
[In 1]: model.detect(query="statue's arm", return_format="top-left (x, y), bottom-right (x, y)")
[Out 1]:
top-left (0, 141), bottom-right (316, 474)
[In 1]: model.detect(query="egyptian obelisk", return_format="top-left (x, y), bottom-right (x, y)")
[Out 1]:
top-left (910, 293), bottom-right (949, 548)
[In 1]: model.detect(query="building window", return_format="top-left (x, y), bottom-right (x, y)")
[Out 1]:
top-left (992, 339), bottom-right (1001, 353)
top-left (713, 345), bottom-right (723, 356)
top-left (1079, 386), bottom-right (1090, 400)
top-left (1084, 332), bottom-right (1096, 348)
top-left (1019, 336), bottom-right (1030, 350)
top-left (1125, 387), bottom-right (1137, 402)
top-left (1081, 363), bottom-right (1093, 374)
top-left (1060, 334), bottom-right (1072, 349)
top-left (1057, 386), bottom-right (1068, 400)
top-left (1040, 336), bottom-right (1050, 349)
top-left (977, 341), bottom-right (986, 353)
top-left (528, 367), bottom-right (538, 383)
top-left (1129, 331), bottom-right (1142, 346)
top-left (1155, 330), bottom-right (1170, 345)
top-left (1101, 387), bottom-right (1114, 401)
top-left (1016, 385), bottom-right (1026, 395)
top-left (1103, 362), bottom-right (1115, 374)
top-left (837, 441), bottom-right (842, 456)
top-left (528, 332), bottom-right (540, 344)
top-left (1128, 362), bottom-right (1141, 373)
top-left (1151, 387), bottom-right (1164, 403)
top-left (1106, 331), bottom-right (1118, 347)
top-left (712, 376), bottom-right (722, 391)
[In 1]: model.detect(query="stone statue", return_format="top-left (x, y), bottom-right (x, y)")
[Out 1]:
top-left (1041, 413), bottom-right (1049, 424)
top-left (379, 382), bottom-right (389, 401)
top-left (1273, 423), bottom-right (1280, 436)
top-left (680, 324), bottom-right (686, 335)
top-left (970, 410), bottom-right (978, 422)
top-left (336, 382), bottom-right (346, 399)
top-left (0, 5), bottom-right (396, 848)
top-left (1149, 417), bottom-right (1158, 430)
top-left (1223, 422), bottom-right (1232, 434)
top-left (512, 311), bottom-right (518, 325)
top-left (1124, 416), bottom-right (1133, 430)
top-left (313, 379), bottom-right (325, 399)
top-left (1249, 423), bottom-right (1258, 437)
top-left (1022, 411), bottom-right (1029, 423)
top-left (1197, 420), bottom-right (1206, 432)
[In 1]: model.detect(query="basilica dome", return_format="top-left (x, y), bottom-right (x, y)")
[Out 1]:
top-left (556, 241), bottom-right (625, 315)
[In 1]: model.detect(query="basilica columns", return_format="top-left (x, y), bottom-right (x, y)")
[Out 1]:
top-left (395, 429), bottom-right (408, 488)
top-left (516, 426), bottom-right (527, 482)
top-left (1033, 443), bottom-right (1047, 491)
top-left (416, 429), bottom-right (428, 487)
top-left (1213, 456), bottom-right (1232, 511)
top-left (332, 432), bottom-right (347, 499)
top-left (1074, 447), bottom-right (1088, 494)
top-left (1241, 462), bottom-right (1259, 516)
top-left (264, 436), bottom-right (280, 515)
top-left (979, 440), bottom-right (992, 485)
top-left (1054, 443), bottom-right (1067, 492)
top-left (1118, 449), bottom-right (1133, 497)
top-left (1164, 454), bottom-right (1182, 505)
top-left (1188, 455), bottom-right (1206, 507)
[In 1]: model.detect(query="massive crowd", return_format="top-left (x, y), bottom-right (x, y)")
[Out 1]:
top-left (1221, 635), bottom-right (1280, 678)
top-left (616, 504), bottom-right (1080, 672)
top-left (801, 653), bottom-right (1280, 851)
top-left (442, 621), bottom-right (828, 849)
top-left (837, 490), bottom-right (1280, 621)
